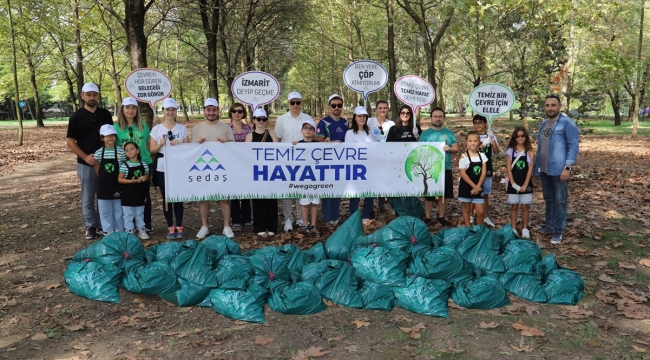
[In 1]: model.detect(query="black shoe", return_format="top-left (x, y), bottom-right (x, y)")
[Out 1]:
top-left (423, 218), bottom-right (434, 226)
top-left (309, 225), bottom-right (320, 238)
top-left (145, 226), bottom-right (154, 234)
top-left (437, 218), bottom-right (451, 227)
top-left (85, 227), bottom-right (97, 240)
top-left (96, 228), bottom-right (106, 236)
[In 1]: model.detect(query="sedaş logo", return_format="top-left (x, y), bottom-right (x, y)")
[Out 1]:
top-left (190, 149), bottom-right (226, 171)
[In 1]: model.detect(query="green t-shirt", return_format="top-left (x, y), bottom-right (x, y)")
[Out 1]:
top-left (419, 127), bottom-right (457, 170)
top-left (114, 123), bottom-right (152, 165)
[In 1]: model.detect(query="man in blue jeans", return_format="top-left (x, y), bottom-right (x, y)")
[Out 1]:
top-left (534, 94), bottom-right (579, 244)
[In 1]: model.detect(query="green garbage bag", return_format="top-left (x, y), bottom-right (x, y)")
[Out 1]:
top-left (159, 277), bottom-right (214, 306)
top-left (500, 239), bottom-right (542, 274)
top-left (387, 197), bottom-right (424, 218)
top-left (498, 271), bottom-right (548, 303)
top-left (536, 253), bottom-right (583, 305)
top-left (431, 227), bottom-right (471, 248)
top-left (408, 245), bottom-right (473, 282)
top-left (283, 244), bottom-right (307, 283)
top-left (393, 276), bottom-right (451, 318)
top-left (454, 226), bottom-right (506, 274)
top-left (350, 245), bottom-right (409, 287)
top-left (359, 280), bottom-right (395, 311)
top-left (301, 260), bottom-right (344, 283)
top-left (72, 232), bottom-right (145, 268)
top-left (357, 216), bottom-right (433, 251)
top-left (121, 260), bottom-right (179, 295)
top-left (214, 255), bottom-right (254, 290)
top-left (268, 281), bottom-right (326, 315)
top-left (313, 261), bottom-right (364, 308)
top-left (490, 223), bottom-right (515, 251)
top-left (305, 242), bottom-right (326, 263)
top-left (168, 241), bottom-right (218, 287)
top-left (248, 246), bottom-right (292, 288)
top-left (451, 274), bottom-right (510, 309)
top-left (325, 210), bottom-right (363, 261)
top-left (64, 259), bottom-right (122, 303)
top-left (201, 235), bottom-right (242, 265)
top-left (209, 284), bottom-right (268, 323)
top-left (145, 241), bottom-right (183, 263)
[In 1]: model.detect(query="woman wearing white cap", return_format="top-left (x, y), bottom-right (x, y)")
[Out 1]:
top-left (345, 106), bottom-right (376, 223)
top-left (149, 98), bottom-right (190, 239)
top-left (114, 97), bottom-right (154, 234)
top-left (245, 108), bottom-right (279, 236)
top-left (228, 102), bottom-right (253, 229)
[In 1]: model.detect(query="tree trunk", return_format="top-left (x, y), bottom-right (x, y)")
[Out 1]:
top-left (608, 90), bottom-right (622, 126)
top-left (125, 0), bottom-right (153, 127)
top-left (386, 0), bottom-right (398, 121)
top-left (64, 68), bottom-right (78, 112)
top-left (631, 0), bottom-right (645, 138)
top-left (25, 48), bottom-right (44, 127)
top-left (198, 0), bottom-right (220, 99)
top-left (107, 34), bottom-right (122, 110)
top-left (561, 0), bottom-right (578, 111)
top-left (73, 0), bottom-right (84, 106)
top-left (7, 0), bottom-right (23, 145)
top-left (175, 41), bottom-right (189, 121)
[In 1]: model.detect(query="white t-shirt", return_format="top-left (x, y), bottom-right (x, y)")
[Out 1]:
top-left (274, 112), bottom-right (314, 143)
top-left (150, 123), bottom-right (189, 172)
top-left (344, 129), bottom-right (376, 143)
top-left (367, 118), bottom-right (395, 142)
top-left (458, 152), bottom-right (488, 169)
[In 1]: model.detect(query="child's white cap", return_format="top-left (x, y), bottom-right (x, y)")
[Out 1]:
top-left (301, 119), bottom-right (317, 129)
top-left (162, 98), bottom-right (178, 109)
top-left (100, 124), bottom-right (117, 136)
top-left (122, 97), bottom-right (138, 107)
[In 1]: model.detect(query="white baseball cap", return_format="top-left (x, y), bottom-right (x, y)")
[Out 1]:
top-left (100, 124), bottom-right (117, 136)
top-left (122, 97), bottom-right (138, 107)
top-left (162, 98), bottom-right (178, 109)
top-left (288, 91), bottom-right (302, 101)
top-left (82, 83), bottom-right (99, 93)
top-left (204, 98), bottom-right (219, 108)
top-left (301, 118), bottom-right (317, 129)
top-left (253, 108), bottom-right (268, 118)
top-left (354, 106), bottom-right (368, 116)
top-left (328, 94), bottom-right (343, 103)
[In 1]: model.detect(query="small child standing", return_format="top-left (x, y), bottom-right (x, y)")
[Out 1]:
top-left (505, 126), bottom-right (535, 239)
top-left (94, 125), bottom-right (125, 234)
top-left (294, 119), bottom-right (320, 237)
top-left (458, 131), bottom-right (488, 226)
top-left (118, 142), bottom-right (151, 240)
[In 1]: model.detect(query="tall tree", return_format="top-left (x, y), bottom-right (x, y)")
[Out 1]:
top-left (7, 0), bottom-right (23, 144)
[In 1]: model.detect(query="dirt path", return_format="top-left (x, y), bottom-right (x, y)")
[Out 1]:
top-left (0, 134), bottom-right (649, 360)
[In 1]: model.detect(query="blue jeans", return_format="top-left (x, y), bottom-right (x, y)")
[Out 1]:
top-left (98, 199), bottom-right (124, 233)
top-left (349, 198), bottom-right (374, 219)
top-left (540, 173), bottom-right (568, 235)
top-left (123, 206), bottom-right (145, 231)
top-left (321, 198), bottom-right (341, 222)
top-left (76, 164), bottom-right (100, 228)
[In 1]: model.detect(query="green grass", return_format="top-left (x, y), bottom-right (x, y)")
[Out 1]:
top-left (166, 192), bottom-right (441, 202)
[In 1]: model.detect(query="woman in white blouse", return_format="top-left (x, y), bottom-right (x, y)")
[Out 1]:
top-left (345, 106), bottom-right (376, 223)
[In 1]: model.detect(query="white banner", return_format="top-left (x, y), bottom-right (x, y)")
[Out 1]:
top-left (163, 142), bottom-right (446, 202)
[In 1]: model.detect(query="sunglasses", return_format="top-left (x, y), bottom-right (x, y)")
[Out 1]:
top-left (379, 126), bottom-right (384, 135)
top-left (255, 117), bottom-right (268, 122)
top-left (330, 103), bottom-right (343, 108)
top-left (472, 121), bottom-right (485, 125)
top-left (231, 109), bottom-right (244, 114)
top-left (546, 94), bottom-right (560, 100)
top-left (302, 126), bottom-right (315, 131)
top-left (400, 111), bottom-right (411, 116)
top-left (167, 130), bottom-right (175, 141)
top-left (290, 101), bottom-right (301, 106)
top-left (516, 134), bottom-right (527, 138)
top-left (128, 126), bottom-right (134, 138)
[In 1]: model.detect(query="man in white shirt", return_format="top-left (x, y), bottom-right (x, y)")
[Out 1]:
top-left (191, 98), bottom-right (236, 239)
top-left (274, 91), bottom-right (314, 231)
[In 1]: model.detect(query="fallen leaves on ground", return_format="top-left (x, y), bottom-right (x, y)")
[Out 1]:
top-left (479, 321), bottom-right (499, 329)
top-left (640, 258), bottom-right (650, 267)
top-left (400, 323), bottom-right (425, 338)
top-left (290, 346), bottom-right (330, 359)
top-left (511, 337), bottom-right (534, 352)
top-left (632, 345), bottom-right (646, 353)
top-left (344, 344), bottom-right (358, 353)
top-left (31, 333), bottom-right (47, 341)
top-left (512, 319), bottom-right (545, 337)
top-left (351, 319), bottom-right (370, 328)
top-left (254, 335), bottom-right (274, 346)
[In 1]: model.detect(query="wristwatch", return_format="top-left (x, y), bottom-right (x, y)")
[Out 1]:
top-left (564, 166), bottom-right (572, 171)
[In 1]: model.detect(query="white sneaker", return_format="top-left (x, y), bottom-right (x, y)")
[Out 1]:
top-left (362, 219), bottom-right (369, 224)
top-left (223, 226), bottom-right (235, 238)
top-left (329, 219), bottom-right (339, 226)
top-left (267, 232), bottom-right (275, 236)
top-left (196, 226), bottom-right (209, 240)
top-left (137, 229), bottom-right (150, 240)
top-left (284, 219), bottom-right (293, 232)
top-left (257, 232), bottom-right (267, 236)
top-left (521, 228), bottom-right (530, 239)
top-left (296, 219), bottom-right (304, 227)
top-left (470, 216), bottom-right (475, 224)
top-left (484, 217), bottom-right (496, 227)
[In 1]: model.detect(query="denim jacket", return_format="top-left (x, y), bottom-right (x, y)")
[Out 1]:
top-left (534, 113), bottom-right (579, 176)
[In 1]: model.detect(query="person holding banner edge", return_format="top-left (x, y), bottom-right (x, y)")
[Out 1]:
top-left (346, 106), bottom-right (376, 223)
top-left (191, 98), bottom-right (236, 239)
top-left (367, 100), bottom-right (394, 213)
top-left (227, 103), bottom-right (253, 230)
top-left (149, 98), bottom-right (190, 239)
top-left (114, 97), bottom-right (154, 234)
top-left (245, 108), bottom-right (279, 236)
top-left (316, 94), bottom-right (348, 226)
top-left (471, 114), bottom-right (499, 227)
top-left (418, 107), bottom-right (458, 226)
top-left (274, 91), bottom-right (312, 231)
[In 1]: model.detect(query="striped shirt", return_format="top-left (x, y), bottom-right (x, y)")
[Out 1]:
top-left (94, 146), bottom-right (126, 162)
top-left (119, 160), bottom-right (150, 175)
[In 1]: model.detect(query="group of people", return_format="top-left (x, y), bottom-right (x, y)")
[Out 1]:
top-left (67, 84), bottom-right (578, 245)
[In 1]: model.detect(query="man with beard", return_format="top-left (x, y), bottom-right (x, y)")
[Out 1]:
top-left (534, 94), bottom-right (579, 244)
top-left (192, 98), bottom-right (236, 239)
top-left (66, 83), bottom-right (114, 240)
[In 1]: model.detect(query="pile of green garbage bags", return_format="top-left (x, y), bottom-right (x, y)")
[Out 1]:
top-left (65, 211), bottom-right (583, 323)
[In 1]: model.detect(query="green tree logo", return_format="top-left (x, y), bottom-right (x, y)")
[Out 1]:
top-left (473, 165), bottom-right (481, 175)
top-left (104, 163), bottom-right (115, 173)
top-left (405, 145), bottom-right (444, 195)
top-left (133, 169), bottom-right (143, 178)
top-left (515, 159), bottom-right (526, 170)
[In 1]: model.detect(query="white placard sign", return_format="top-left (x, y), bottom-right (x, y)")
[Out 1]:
top-left (343, 60), bottom-right (388, 101)
top-left (163, 142), bottom-right (446, 202)
top-left (124, 68), bottom-right (173, 110)
top-left (231, 71), bottom-right (280, 110)
top-left (394, 75), bottom-right (436, 137)
top-left (468, 83), bottom-right (515, 126)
